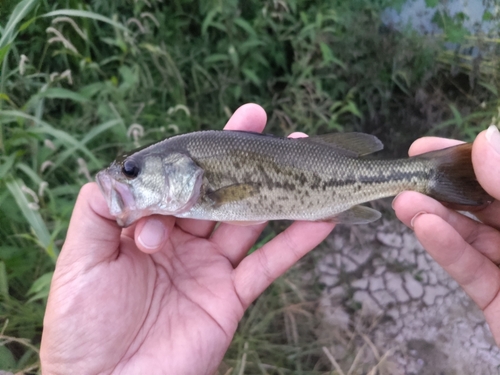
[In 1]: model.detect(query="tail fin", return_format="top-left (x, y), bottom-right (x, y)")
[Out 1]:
top-left (416, 143), bottom-right (493, 206)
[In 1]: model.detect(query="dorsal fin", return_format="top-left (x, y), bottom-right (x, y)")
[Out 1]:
top-left (222, 130), bottom-right (383, 157)
top-left (307, 132), bottom-right (384, 156)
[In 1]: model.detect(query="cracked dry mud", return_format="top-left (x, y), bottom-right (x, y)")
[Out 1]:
top-left (317, 218), bottom-right (500, 375)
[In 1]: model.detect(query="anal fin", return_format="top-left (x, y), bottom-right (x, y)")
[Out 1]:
top-left (222, 220), bottom-right (267, 226)
top-left (321, 205), bottom-right (382, 225)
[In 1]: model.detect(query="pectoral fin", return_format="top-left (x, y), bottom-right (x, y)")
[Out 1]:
top-left (206, 183), bottom-right (258, 207)
top-left (322, 205), bottom-right (381, 225)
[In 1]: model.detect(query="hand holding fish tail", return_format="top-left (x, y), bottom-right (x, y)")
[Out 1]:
top-left (40, 104), bottom-right (336, 375)
top-left (393, 125), bottom-right (500, 346)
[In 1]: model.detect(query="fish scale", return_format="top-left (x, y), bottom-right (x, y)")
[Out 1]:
top-left (181, 151), bottom-right (430, 222)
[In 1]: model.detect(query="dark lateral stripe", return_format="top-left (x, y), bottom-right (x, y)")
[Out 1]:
top-left (328, 170), bottom-right (429, 188)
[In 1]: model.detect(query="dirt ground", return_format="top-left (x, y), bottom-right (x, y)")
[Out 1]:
top-left (316, 216), bottom-right (500, 375)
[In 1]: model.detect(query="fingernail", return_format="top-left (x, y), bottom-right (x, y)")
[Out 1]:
top-left (288, 132), bottom-right (308, 139)
top-left (485, 125), bottom-right (500, 154)
top-left (138, 219), bottom-right (165, 249)
top-left (410, 211), bottom-right (426, 229)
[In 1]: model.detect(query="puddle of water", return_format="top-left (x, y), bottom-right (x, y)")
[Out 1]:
top-left (382, 0), bottom-right (499, 34)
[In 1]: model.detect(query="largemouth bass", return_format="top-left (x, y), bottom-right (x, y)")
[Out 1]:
top-left (96, 130), bottom-right (492, 227)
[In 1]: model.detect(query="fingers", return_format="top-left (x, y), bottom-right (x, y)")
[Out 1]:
top-left (288, 132), bottom-right (308, 139)
top-left (473, 126), bottom-right (500, 202)
top-left (411, 213), bottom-right (500, 312)
top-left (174, 218), bottom-right (217, 239)
top-left (472, 201), bottom-right (500, 231)
top-left (406, 131), bottom-right (500, 227)
top-left (223, 103), bottom-right (267, 132)
top-left (59, 183), bottom-right (122, 267)
top-left (407, 136), bottom-right (463, 156)
top-left (396, 130), bottom-right (500, 344)
top-left (134, 215), bottom-right (176, 254)
top-left (393, 192), bottom-right (500, 263)
top-left (233, 221), bottom-right (335, 307)
top-left (210, 222), bottom-right (268, 266)
top-left (455, 127), bottom-right (500, 230)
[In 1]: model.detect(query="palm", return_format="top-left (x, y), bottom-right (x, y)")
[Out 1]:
top-left (40, 104), bottom-right (336, 374)
top-left (43, 219), bottom-right (244, 375)
top-left (42, 192), bottom-right (333, 375)
top-left (106, 227), bottom-right (244, 374)
top-left (393, 131), bottom-right (500, 346)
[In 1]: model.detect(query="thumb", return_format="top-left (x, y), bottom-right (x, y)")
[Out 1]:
top-left (58, 182), bottom-right (122, 268)
top-left (473, 126), bottom-right (500, 199)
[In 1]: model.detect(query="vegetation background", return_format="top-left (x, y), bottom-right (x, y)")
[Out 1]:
top-left (0, 0), bottom-right (499, 373)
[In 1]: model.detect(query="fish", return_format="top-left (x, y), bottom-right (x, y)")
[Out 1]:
top-left (96, 130), bottom-right (492, 227)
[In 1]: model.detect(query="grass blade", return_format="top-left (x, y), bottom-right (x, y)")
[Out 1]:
top-left (26, 272), bottom-right (53, 303)
top-left (41, 9), bottom-right (129, 32)
top-left (35, 87), bottom-right (89, 103)
top-left (0, 0), bottom-right (39, 52)
top-left (0, 261), bottom-right (9, 302)
top-left (0, 154), bottom-right (16, 179)
top-left (51, 118), bottom-right (122, 171)
top-left (1, 110), bottom-right (101, 166)
top-left (5, 178), bottom-right (57, 261)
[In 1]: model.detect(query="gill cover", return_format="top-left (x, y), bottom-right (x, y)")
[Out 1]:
top-left (160, 152), bottom-right (204, 213)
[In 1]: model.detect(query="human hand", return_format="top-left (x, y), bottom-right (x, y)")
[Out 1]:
top-left (393, 126), bottom-right (500, 346)
top-left (40, 104), bottom-right (336, 375)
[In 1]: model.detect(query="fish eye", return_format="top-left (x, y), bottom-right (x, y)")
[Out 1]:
top-left (122, 159), bottom-right (140, 178)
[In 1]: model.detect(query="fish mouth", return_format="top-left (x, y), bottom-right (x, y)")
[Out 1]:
top-left (96, 171), bottom-right (136, 226)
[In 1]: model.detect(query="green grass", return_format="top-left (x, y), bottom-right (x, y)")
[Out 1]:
top-left (0, 0), bottom-right (499, 373)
